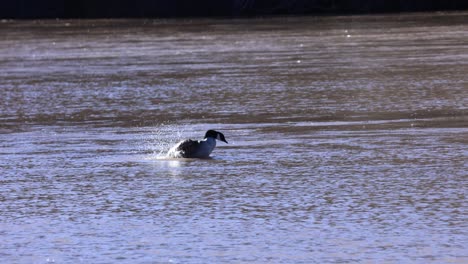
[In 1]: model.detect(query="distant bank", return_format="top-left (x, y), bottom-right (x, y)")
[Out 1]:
top-left (2, 0), bottom-right (468, 18)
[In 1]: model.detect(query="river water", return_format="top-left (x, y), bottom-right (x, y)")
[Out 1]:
top-left (1, 12), bottom-right (467, 263)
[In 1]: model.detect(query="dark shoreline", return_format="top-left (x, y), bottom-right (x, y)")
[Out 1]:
top-left (2, 0), bottom-right (468, 19)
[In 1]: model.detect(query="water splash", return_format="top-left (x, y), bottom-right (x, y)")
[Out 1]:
top-left (139, 122), bottom-right (191, 159)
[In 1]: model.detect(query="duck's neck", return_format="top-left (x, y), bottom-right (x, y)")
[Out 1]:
top-left (203, 137), bottom-right (216, 146)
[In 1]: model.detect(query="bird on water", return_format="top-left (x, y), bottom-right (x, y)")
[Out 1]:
top-left (167, 130), bottom-right (228, 158)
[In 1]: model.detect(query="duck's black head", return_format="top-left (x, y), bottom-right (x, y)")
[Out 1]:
top-left (205, 130), bottom-right (228, 143)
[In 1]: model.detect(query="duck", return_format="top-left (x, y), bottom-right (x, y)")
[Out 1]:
top-left (167, 130), bottom-right (228, 158)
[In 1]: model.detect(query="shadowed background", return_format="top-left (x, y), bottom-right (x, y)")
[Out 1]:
top-left (2, 0), bottom-right (468, 18)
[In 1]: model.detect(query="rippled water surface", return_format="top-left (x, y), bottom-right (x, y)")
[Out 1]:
top-left (1, 12), bottom-right (467, 263)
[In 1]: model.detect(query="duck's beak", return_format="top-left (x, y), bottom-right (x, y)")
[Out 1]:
top-left (217, 133), bottom-right (228, 144)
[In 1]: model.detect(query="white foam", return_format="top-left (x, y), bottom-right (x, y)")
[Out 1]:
top-left (139, 122), bottom-right (190, 159)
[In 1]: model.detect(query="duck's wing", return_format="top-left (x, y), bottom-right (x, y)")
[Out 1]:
top-left (175, 139), bottom-right (200, 158)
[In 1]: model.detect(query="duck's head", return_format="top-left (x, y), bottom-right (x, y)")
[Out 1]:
top-left (205, 130), bottom-right (228, 143)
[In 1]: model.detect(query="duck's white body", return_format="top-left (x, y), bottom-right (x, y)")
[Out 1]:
top-left (166, 130), bottom-right (227, 159)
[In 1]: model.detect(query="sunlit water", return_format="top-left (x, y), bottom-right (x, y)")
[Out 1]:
top-left (1, 12), bottom-right (467, 263)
